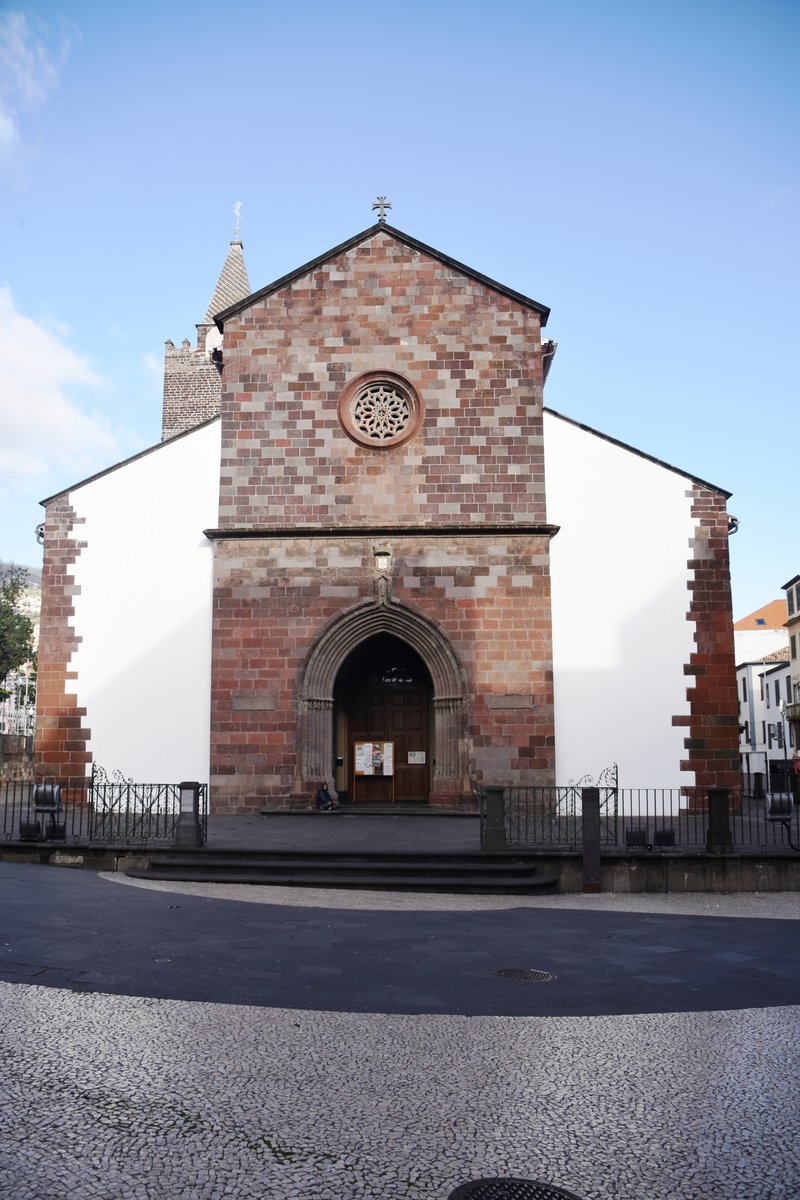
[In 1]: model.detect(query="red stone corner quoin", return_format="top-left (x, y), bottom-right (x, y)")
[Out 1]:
top-left (34, 497), bottom-right (92, 779)
top-left (208, 226), bottom-right (556, 812)
top-left (674, 485), bottom-right (740, 793)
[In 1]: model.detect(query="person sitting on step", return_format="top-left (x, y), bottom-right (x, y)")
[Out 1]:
top-left (315, 782), bottom-right (340, 811)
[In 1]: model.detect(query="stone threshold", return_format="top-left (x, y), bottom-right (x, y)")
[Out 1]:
top-left (259, 805), bottom-right (479, 819)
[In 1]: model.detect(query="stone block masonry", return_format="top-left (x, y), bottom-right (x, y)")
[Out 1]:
top-left (210, 227), bottom-right (555, 811)
top-left (217, 231), bottom-right (547, 532)
top-left (162, 338), bottom-right (222, 440)
top-left (210, 535), bottom-right (555, 813)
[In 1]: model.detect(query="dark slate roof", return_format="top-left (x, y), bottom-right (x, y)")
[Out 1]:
top-left (204, 240), bottom-right (251, 323)
top-left (214, 222), bottom-right (551, 328)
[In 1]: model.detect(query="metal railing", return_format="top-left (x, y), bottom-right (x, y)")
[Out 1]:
top-left (1, 776), bottom-right (208, 847)
top-left (0, 672), bottom-right (36, 737)
top-left (481, 784), bottom-right (800, 853)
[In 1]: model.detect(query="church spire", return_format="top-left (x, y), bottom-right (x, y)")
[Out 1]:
top-left (203, 202), bottom-right (252, 323)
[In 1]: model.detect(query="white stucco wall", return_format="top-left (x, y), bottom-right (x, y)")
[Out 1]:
top-left (734, 628), bottom-right (789, 665)
top-left (67, 421), bottom-right (220, 783)
top-left (544, 410), bottom-right (700, 789)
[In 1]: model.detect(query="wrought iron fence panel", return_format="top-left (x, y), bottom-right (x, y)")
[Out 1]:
top-left (598, 787), bottom-right (619, 846)
top-left (732, 790), bottom-right (799, 851)
top-left (611, 788), bottom-right (708, 850)
top-left (500, 785), bottom-right (620, 850)
top-left (89, 783), bottom-right (180, 843)
top-left (1, 778), bottom-right (208, 846)
top-left (2, 778), bottom-right (89, 844)
top-left (503, 786), bottom-right (581, 850)
top-left (481, 784), bottom-right (800, 853)
top-left (2, 778), bottom-right (27, 841)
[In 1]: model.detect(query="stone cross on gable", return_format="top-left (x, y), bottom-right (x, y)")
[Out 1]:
top-left (372, 196), bottom-right (392, 223)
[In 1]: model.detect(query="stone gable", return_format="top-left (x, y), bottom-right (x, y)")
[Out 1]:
top-left (217, 228), bottom-right (547, 531)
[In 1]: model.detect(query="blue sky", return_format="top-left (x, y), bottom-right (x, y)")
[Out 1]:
top-left (0, 0), bottom-right (797, 618)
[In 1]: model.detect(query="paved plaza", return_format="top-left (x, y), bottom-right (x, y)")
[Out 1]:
top-left (1, 836), bottom-right (799, 1199)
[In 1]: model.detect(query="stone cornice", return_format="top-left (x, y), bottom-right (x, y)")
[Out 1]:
top-left (204, 524), bottom-right (560, 541)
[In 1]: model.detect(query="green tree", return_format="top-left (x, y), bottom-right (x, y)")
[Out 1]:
top-left (0, 564), bottom-right (36, 687)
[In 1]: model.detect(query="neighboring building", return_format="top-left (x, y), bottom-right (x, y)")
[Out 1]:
top-left (34, 217), bottom-right (741, 811)
top-left (737, 650), bottom-right (794, 795)
top-left (734, 599), bottom-right (788, 630)
top-left (0, 568), bottom-right (40, 738)
top-left (0, 668), bottom-right (36, 737)
top-left (784, 575), bottom-right (800, 750)
top-left (733, 598), bottom-right (789, 663)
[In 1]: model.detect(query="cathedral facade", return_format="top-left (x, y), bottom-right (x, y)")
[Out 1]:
top-left (34, 219), bottom-right (740, 811)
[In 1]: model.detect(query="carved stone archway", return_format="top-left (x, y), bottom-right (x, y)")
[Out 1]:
top-left (298, 594), bottom-right (470, 802)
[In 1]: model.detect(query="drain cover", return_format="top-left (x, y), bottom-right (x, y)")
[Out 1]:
top-left (448, 1178), bottom-right (583, 1200)
top-left (496, 968), bottom-right (557, 983)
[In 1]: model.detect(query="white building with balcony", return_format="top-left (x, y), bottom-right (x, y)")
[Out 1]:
top-left (783, 575), bottom-right (800, 776)
top-left (737, 649), bottom-right (794, 795)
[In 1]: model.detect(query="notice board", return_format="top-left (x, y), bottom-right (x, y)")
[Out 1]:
top-left (353, 741), bottom-right (394, 776)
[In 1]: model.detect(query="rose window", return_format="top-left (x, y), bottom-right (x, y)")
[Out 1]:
top-left (353, 382), bottom-right (410, 440)
top-left (339, 372), bottom-right (423, 449)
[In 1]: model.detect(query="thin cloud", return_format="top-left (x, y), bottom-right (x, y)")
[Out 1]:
top-left (765, 183), bottom-right (800, 212)
top-left (0, 286), bottom-right (119, 495)
top-left (0, 12), bottom-right (70, 168)
top-left (143, 352), bottom-right (162, 378)
top-left (0, 108), bottom-right (19, 155)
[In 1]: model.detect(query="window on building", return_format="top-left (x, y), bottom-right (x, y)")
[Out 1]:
top-left (759, 675), bottom-right (764, 700)
top-left (775, 679), bottom-right (781, 705)
top-left (744, 720), bottom-right (750, 743)
top-left (766, 682), bottom-right (770, 708)
top-left (792, 634), bottom-right (797, 660)
top-left (789, 590), bottom-right (796, 616)
top-left (742, 676), bottom-right (748, 702)
top-left (761, 721), bottom-right (766, 744)
top-left (756, 617), bottom-right (766, 626)
top-left (796, 583), bottom-right (800, 610)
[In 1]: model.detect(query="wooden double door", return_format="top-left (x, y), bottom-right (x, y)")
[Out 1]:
top-left (336, 636), bottom-right (432, 805)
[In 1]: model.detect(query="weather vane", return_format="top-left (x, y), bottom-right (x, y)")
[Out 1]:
top-left (372, 196), bottom-right (391, 223)
top-left (233, 200), bottom-right (242, 242)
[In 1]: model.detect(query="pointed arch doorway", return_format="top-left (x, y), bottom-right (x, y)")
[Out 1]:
top-left (334, 634), bottom-right (432, 804)
top-left (299, 596), bottom-right (470, 806)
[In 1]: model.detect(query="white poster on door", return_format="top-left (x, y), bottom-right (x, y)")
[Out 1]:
top-left (354, 741), bottom-right (394, 777)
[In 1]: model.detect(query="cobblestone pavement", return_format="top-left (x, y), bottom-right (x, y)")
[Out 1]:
top-left (1, 863), bottom-right (799, 1199)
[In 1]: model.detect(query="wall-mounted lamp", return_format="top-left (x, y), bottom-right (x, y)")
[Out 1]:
top-left (373, 546), bottom-right (392, 572)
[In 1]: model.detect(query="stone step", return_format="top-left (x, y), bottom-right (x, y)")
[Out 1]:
top-left (127, 869), bottom-right (557, 893)
top-left (126, 851), bottom-right (559, 893)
